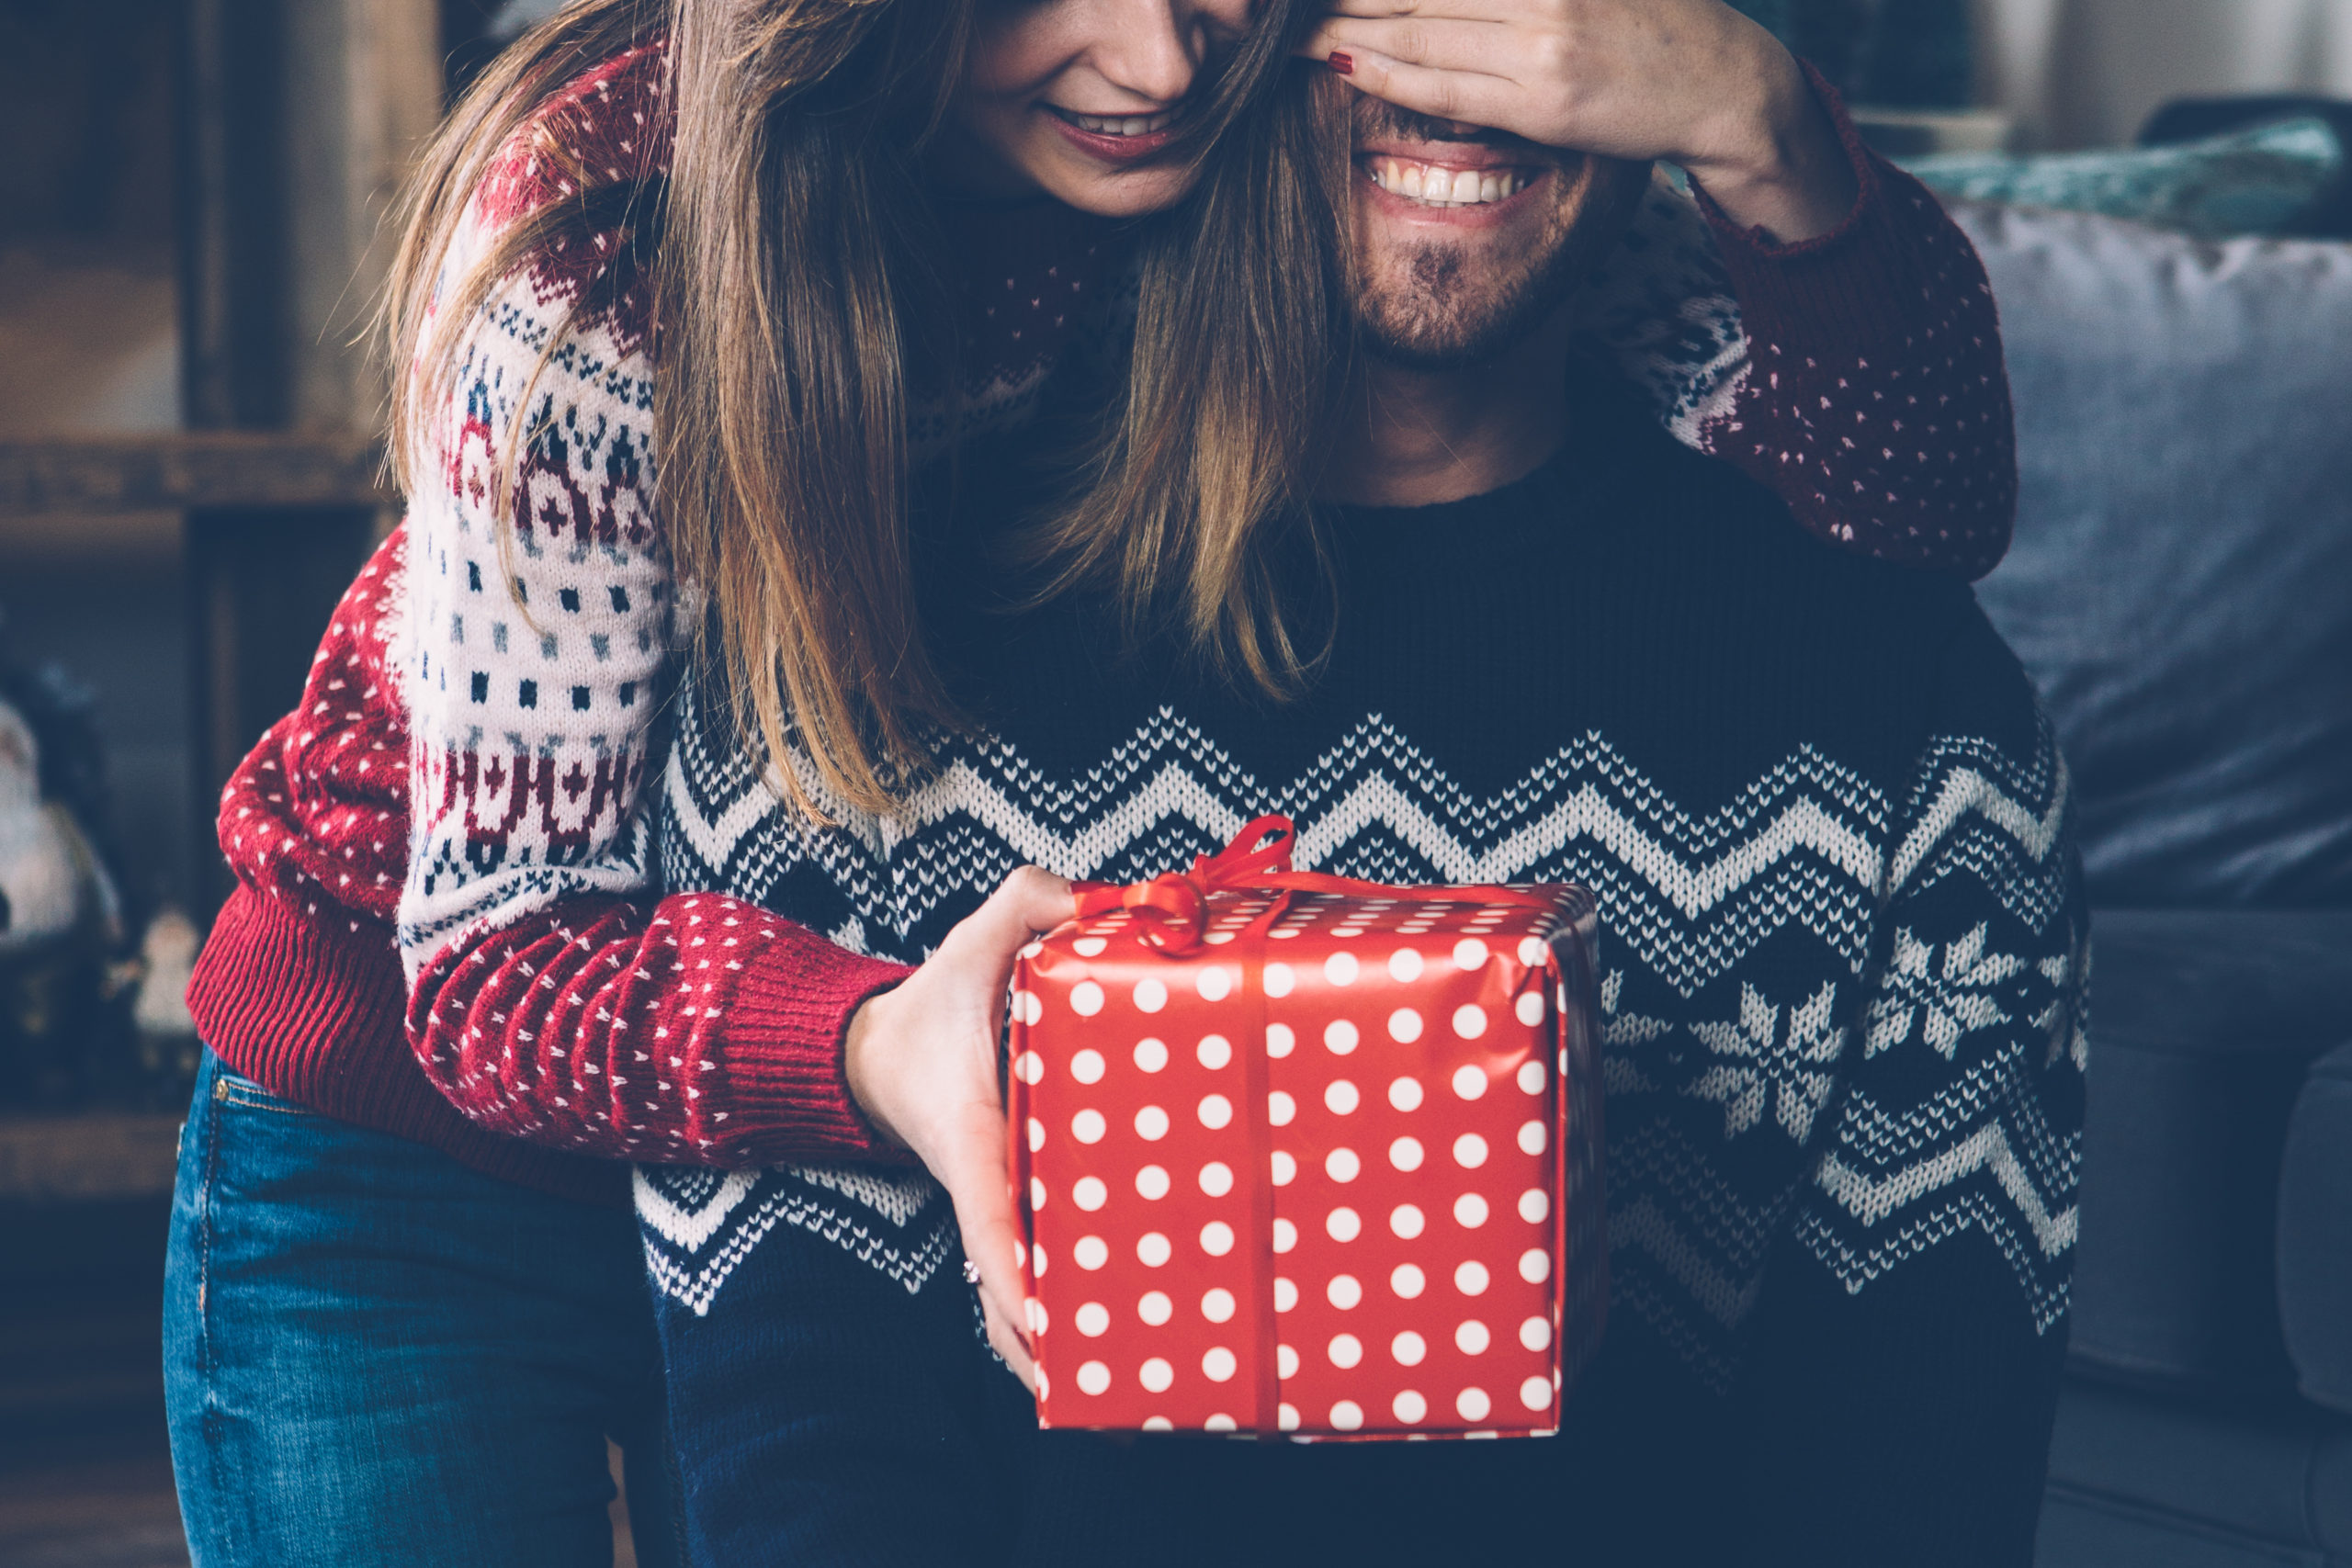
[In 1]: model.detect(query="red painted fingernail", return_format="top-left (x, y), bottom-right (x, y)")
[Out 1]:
top-left (1327, 51), bottom-right (1354, 75)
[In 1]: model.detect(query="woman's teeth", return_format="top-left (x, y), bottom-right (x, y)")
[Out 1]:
top-left (1061, 110), bottom-right (1174, 137)
top-left (1366, 158), bottom-right (1530, 208)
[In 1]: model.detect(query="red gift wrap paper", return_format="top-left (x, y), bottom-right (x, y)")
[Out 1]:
top-left (1008, 874), bottom-right (1603, 1439)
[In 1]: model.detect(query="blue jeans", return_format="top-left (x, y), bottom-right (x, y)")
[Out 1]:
top-left (165, 1050), bottom-right (684, 1568)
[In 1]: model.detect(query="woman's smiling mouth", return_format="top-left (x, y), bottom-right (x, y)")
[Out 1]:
top-left (1043, 104), bottom-right (1182, 164)
top-left (1046, 106), bottom-right (1177, 137)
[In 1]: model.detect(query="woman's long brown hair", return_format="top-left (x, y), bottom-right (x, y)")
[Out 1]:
top-left (384, 0), bottom-right (1340, 818)
top-left (1021, 64), bottom-right (1359, 700)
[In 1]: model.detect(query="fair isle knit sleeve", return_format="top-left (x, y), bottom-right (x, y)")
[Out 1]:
top-left (1572, 65), bottom-right (2016, 580)
top-left (1727, 615), bottom-right (2088, 1566)
top-left (393, 43), bottom-right (912, 1166)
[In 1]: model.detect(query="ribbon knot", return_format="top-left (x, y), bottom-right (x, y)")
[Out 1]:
top-left (1070, 813), bottom-right (1558, 956)
top-left (1071, 815), bottom-right (1298, 953)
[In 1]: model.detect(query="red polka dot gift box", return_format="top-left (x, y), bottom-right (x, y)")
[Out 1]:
top-left (1006, 816), bottom-right (1604, 1439)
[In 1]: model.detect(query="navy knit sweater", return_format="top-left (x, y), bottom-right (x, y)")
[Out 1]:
top-left (634, 369), bottom-right (2087, 1567)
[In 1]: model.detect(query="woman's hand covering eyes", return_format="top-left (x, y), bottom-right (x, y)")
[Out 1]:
top-left (1298, 0), bottom-right (1860, 243)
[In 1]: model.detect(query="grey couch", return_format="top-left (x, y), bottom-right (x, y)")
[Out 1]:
top-left (1957, 199), bottom-right (2352, 1564)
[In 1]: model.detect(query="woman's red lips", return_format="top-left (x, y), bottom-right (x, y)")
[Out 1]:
top-left (1046, 107), bottom-right (1179, 165)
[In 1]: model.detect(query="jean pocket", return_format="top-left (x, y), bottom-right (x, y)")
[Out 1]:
top-left (212, 1067), bottom-right (320, 1118)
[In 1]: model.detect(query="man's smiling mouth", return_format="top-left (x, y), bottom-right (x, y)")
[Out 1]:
top-left (1363, 156), bottom-right (1541, 209)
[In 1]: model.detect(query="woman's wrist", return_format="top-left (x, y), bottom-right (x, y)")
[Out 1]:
top-left (1679, 44), bottom-right (1860, 244)
top-left (842, 991), bottom-right (913, 1154)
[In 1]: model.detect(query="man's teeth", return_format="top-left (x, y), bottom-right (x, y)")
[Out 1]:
top-left (1066, 110), bottom-right (1174, 137)
top-left (1366, 158), bottom-right (1529, 208)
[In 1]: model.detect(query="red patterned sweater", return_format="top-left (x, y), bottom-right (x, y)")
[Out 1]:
top-left (187, 44), bottom-right (2016, 1201)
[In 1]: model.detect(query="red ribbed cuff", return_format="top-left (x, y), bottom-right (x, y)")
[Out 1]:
top-left (712, 931), bottom-right (917, 1165)
top-left (188, 887), bottom-right (625, 1205)
top-left (1689, 60), bottom-right (1932, 357)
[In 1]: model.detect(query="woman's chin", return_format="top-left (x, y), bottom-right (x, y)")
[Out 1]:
top-left (1026, 156), bottom-right (1197, 220)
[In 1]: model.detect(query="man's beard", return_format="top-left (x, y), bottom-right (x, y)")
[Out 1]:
top-left (1355, 219), bottom-right (1608, 371)
top-left (1350, 106), bottom-right (1647, 371)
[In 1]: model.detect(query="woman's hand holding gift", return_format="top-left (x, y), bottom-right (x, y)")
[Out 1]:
top-left (1297, 0), bottom-right (1860, 243)
top-left (843, 866), bottom-right (1071, 1392)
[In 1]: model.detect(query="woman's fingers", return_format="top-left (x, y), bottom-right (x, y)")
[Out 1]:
top-left (940, 865), bottom-right (1074, 976)
top-left (962, 869), bottom-right (1068, 1393)
top-left (1318, 0), bottom-right (1527, 18)
top-left (978, 1291), bottom-right (1037, 1392)
top-left (1309, 41), bottom-right (1524, 133)
top-left (1296, 14), bottom-right (1521, 80)
top-left (853, 863), bottom-right (1069, 1146)
top-left (935, 1108), bottom-right (1037, 1388)
top-left (847, 863), bottom-right (1074, 1397)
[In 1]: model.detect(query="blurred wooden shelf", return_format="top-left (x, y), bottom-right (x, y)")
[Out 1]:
top-left (0, 1112), bottom-right (181, 1201)
top-left (0, 432), bottom-right (392, 515)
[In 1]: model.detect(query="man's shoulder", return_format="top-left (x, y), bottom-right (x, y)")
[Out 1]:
top-left (1548, 380), bottom-right (2040, 780)
top-left (1590, 405), bottom-right (1980, 645)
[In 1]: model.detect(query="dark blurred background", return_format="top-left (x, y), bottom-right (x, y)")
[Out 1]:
top-left (0, 10), bottom-right (540, 1560)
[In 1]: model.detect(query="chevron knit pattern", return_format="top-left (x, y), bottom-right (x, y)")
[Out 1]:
top-left (636, 1163), bottom-right (957, 1316)
top-left (642, 686), bottom-right (2084, 1382)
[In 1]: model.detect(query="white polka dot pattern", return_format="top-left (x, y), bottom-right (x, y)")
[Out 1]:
top-left (1690, 160), bottom-right (2017, 578)
top-left (1007, 880), bottom-right (1604, 1438)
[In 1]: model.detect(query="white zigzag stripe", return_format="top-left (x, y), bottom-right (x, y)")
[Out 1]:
top-left (662, 746), bottom-right (783, 874)
top-left (680, 705), bottom-right (1904, 880)
top-left (1279, 725), bottom-right (1892, 871)
top-left (710, 701), bottom-right (2056, 936)
top-left (1797, 1190), bottom-right (2074, 1333)
top-left (1611, 1258), bottom-right (1739, 1394)
top-left (634, 1168), bottom-right (755, 1252)
top-left (1291, 775), bottom-right (1886, 915)
top-left (1835, 1032), bottom-right (2077, 1188)
top-left (666, 717), bottom-right (1924, 993)
top-left (899, 756), bottom-right (1255, 883)
top-left (1611, 1120), bottom-right (1781, 1269)
top-left (1827, 1054), bottom-right (2061, 1165)
top-left (788, 1164), bottom-right (939, 1228)
top-left (1814, 1122), bottom-right (2078, 1258)
top-left (641, 1187), bottom-right (957, 1316)
top-left (1902, 828), bottom-right (2076, 935)
top-left (636, 1168), bottom-right (957, 1315)
top-left (1611, 1194), bottom-right (1765, 1328)
top-left (756, 733), bottom-right (1911, 952)
top-left (1889, 756), bottom-right (2069, 893)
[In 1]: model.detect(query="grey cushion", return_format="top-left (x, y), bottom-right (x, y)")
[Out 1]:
top-left (2040, 1377), bottom-right (2352, 1565)
top-left (2068, 911), bottom-right (2352, 1395)
top-left (1962, 205), bottom-right (2352, 907)
top-left (2281, 1040), bottom-right (2352, 1415)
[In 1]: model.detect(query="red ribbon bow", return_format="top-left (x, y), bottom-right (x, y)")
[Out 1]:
top-left (1070, 813), bottom-right (1556, 953)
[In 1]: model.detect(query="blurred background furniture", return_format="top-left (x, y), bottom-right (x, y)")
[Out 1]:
top-left (0, 7), bottom-right (546, 1563)
top-left (1959, 131), bottom-right (2352, 1562)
